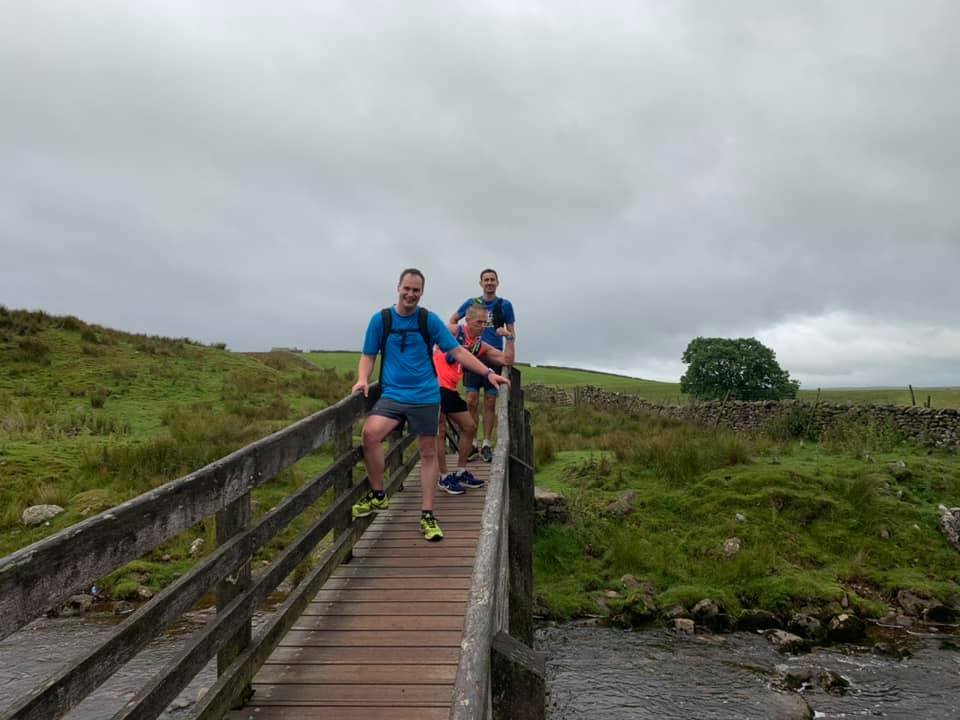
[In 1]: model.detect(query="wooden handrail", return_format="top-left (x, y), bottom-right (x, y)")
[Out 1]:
top-left (449, 393), bottom-right (510, 720)
top-left (0, 384), bottom-right (419, 720)
top-left (450, 366), bottom-right (543, 720)
top-left (0, 390), bottom-right (365, 642)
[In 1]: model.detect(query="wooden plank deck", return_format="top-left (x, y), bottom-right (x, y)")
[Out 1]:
top-left (227, 456), bottom-right (489, 720)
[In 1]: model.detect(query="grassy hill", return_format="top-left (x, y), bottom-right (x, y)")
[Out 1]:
top-left (304, 351), bottom-right (960, 408)
top-left (0, 307), bottom-right (353, 598)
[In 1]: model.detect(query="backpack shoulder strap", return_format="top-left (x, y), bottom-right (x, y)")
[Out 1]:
top-left (417, 307), bottom-right (437, 377)
top-left (378, 308), bottom-right (392, 385)
top-left (492, 297), bottom-right (505, 328)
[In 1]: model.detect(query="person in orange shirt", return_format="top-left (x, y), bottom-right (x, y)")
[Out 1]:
top-left (434, 303), bottom-right (515, 493)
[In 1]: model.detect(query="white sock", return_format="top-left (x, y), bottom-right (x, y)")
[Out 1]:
top-left (482, 439), bottom-right (491, 447)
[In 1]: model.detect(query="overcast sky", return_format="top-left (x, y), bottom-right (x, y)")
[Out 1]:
top-left (3, 1), bottom-right (958, 387)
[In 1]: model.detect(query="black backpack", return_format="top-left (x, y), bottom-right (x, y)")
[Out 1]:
top-left (475, 297), bottom-right (505, 328)
top-left (378, 306), bottom-right (437, 386)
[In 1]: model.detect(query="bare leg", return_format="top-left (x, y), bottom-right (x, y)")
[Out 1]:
top-left (437, 413), bottom-right (449, 475)
top-left (418, 435), bottom-right (438, 512)
top-left (449, 410), bottom-right (476, 468)
top-left (466, 391), bottom-right (480, 444)
top-left (482, 393), bottom-right (497, 444)
top-left (361, 414), bottom-right (401, 492)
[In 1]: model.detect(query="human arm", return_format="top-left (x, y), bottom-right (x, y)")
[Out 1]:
top-left (449, 299), bottom-right (471, 326)
top-left (352, 354), bottom-right (376, 397)
top-left (451, 345), bottom-right (510, 389)
top-left (480, 335), bottom-right (515, 366)
top-left (353, 312), bottom-right (384, 397)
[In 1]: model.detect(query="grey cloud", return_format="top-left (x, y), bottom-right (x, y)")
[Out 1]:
top-left (2, 1), bottom-right (959, 384)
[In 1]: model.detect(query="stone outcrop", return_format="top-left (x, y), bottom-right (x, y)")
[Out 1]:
top-left (22, 504), bottom-right (64, 526)
top-left (525, 384), bottom-right (960, 449)
top-left (938, 505), bottom-right (960, 551)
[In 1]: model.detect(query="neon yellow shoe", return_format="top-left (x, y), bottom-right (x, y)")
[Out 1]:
top-left (420, 512), bottom-right (444, 542)
top-left (352, 490), bottom-right (389, 519)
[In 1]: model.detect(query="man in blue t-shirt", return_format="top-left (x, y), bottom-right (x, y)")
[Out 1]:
top-left (449, 268), bottom-right (516, 463)
top-left (351, 268), bottom-right (510, 541)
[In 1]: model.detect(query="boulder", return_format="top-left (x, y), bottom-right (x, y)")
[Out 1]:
top-left (818, 669), bottom-right (850, 696)
top-left (620, 574), bottom-right (641, 590)
top-left (765, 629), bottom-right (809, 654)
top-left (606, 491), bottom-right (636, 516)
top-left (22, 504), bottom-right (64, 526)
top-left (189, 538), bottom-right (205, 557)
top-left (692, 598), bottom-right (731, 632)
top-left (534, 487), bottom-right (568, 524)
top-left (827, 614), bottom-right (866, 643)
top-left (673, 618), bottom-right (695, 634)
top-left (787, 613), bottom-right (825, 642)
top-left (923, 604), bottom-right (958, 624)
top-left (938, 505), bottom-right (960, 552)
top-left (781, 667), bottom-right (814, 689)
top-left (722, 537), bottom-right (741, 557)
top-left (896, 589), bottom-right (936, 616)
top-left (887, 460), bottom-right (910, 480)
top-left (622, 588), bottom-right (658, 626)
top-left (735, 609), bottom-right (783, 632)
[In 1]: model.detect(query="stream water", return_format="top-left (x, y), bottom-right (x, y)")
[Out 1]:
top-left (538, 623), bottom-right (960, 719)
top-left (2, 614), bottom-right (958, 719)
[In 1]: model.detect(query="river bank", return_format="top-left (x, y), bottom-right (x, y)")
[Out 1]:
top-left (530, 403), bottom-right (960, 641)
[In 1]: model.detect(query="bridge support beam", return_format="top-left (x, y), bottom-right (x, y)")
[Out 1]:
top-left (491, 630), bottom-right (546, 720)
top-left (215, 491), bottom-right (252, 705)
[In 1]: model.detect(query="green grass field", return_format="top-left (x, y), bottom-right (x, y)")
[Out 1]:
top-left (304, 352), bottom-right (960, 408)
top-left (531, 403), bottom-right (960, 621)
top-left (0, 308), bottom-right (356, 599)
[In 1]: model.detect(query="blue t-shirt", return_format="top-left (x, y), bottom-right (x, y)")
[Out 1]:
top-left (362, 307), bottom-right (458, 404)
top-left (455, 296), bottom-right (516, 350)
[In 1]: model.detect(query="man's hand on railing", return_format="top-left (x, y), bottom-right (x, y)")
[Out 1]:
top-left (351, 379), bottom-right (369, 397)
top-left (487, 371), bottom-right (510, 390)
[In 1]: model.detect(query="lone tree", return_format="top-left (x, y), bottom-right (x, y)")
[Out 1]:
top-left (680, 337), bottom-right (799, 401)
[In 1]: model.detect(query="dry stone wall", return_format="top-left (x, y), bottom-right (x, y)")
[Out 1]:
top-left (525, 384), bottom-right (960, 449)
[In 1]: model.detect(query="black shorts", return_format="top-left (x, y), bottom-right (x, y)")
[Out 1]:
top-left (440, 387), bottom-right (469, 415)
top-left (463, 363), bottom-right (502, 397)
top-left (369, 397), bottom-right (440, 436)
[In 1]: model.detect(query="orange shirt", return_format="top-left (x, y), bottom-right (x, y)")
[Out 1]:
top-left (433, 329), bottom-right (486, 391)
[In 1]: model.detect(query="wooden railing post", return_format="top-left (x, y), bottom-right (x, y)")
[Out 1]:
top-left (491, 631), bottom-right (546, 720)
top-left (507, 368), bottom-right (535, 646)
top-left (215, 491), bottom-right (252, 704)
top-left (334, 425), bottom-right (354, 537)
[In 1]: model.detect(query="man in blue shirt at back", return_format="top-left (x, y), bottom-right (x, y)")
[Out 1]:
top-left (450, 268), bottom-right (516, 462)
top-left (351, 268), bottom-right (510, 541)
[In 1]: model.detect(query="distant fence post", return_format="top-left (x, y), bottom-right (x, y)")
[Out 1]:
top-left (215, 490), bottom-right (252, 704)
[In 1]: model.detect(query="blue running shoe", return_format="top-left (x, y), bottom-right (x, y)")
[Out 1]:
top-left (459, 470), bottom-right (484, 488)
top-left (438, 473), bottom-right (466, 495)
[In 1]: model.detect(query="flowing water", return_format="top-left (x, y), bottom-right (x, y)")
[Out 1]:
top-left (0, 611), bottom-right (222, 719)
top-left (2, 612), bottom-right (959, 719)
top-left (538, 623), bottom-right (960, 719)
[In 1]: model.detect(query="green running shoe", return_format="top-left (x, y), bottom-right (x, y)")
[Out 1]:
top-left (420, 512), bottom-right (444, 542)
top-left (352, 490), bottom-right (389, 519)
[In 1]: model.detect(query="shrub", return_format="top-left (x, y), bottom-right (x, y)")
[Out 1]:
top-left (821, 414), bottom-right (901, 457)
top-left (89, 387), bottom-right (109, 408)
top-left (766, 404), bottom-right (817, 441)
top-left (11, 338), bottom-right (51, 364)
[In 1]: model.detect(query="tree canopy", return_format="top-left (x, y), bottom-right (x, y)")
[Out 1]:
top-left (680, 337), bottom-right (800, 401)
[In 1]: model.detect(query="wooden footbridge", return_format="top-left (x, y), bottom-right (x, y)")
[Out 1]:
top-left (0, 369), bottom-right (544, 720)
